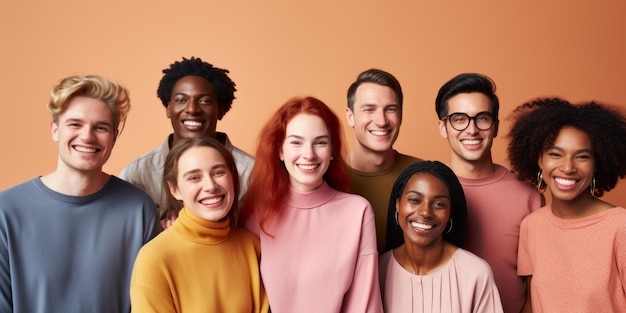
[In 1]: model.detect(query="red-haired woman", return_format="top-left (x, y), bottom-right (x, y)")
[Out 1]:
top-left (240, 96), bottom-right (383, 313)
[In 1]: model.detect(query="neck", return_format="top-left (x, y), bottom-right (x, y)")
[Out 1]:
top-left (395, 239), bottom-right (454, 275)
top-left (41, 167), bottom-right (109, 196)
top-left (448, 154), bottom-right (495, 179)
top-left (347, 145), bottom-right (396, 172)
top-left (550, 193), bottom-right (613, 219)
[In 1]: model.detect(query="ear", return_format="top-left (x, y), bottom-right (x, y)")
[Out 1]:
top-left (438, 120), bottom-right (448, 139)
top-left (492, 119), bottom-right (500, 138)
top-left (165, 105), bottom-right (172, 118)
top-left (50, 121), bottom-right (59, 142)
top-left (345, 108), bottom-right (355, 127)
top-left (167, 181), bottom-right (183, 201)
top-left (217, 105), bottom-right (225, 121)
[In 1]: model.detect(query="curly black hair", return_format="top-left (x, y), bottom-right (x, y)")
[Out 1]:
top-left (385, 161), bottom-right (467, 252)
top-left (507, 98), bottom-right (626, 197)
top-left (156, 57), bottom-right (237, 119)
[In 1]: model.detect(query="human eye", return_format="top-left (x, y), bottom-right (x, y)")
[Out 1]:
top-left (173, 97), bottom-right (187, 104)
top-left (451, 114), bottom-right (467, 124)
top-left (315, 139), bottom-right (329, 146)
top-left (199, 97), bottom-right (213, 105)
top-left (385, 106), bottom-right (399, 112)
top-left (186, 175), bottom-right (201, 182)
top-left (407, 197), bottom-right (421, 204)
top-left (547, 150), bottom-right (561, 158)
top-left (433, 201), bottom-right (448, 209)
top-left (289, 140), bottom-right (302, 145)
top-left (212, 168), bottom-right (227, 177)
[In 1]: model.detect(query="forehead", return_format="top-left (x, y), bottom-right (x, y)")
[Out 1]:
top-left (178, 146), bottom-right (226, 172)
top-left (172, 75), bottom-right (215, 94)
top-left (404, 172), bottom-right (450, 196)
top-left (60, 96), bottom-right (114, 124)
top-left (354, 82), bottom-right (398, 107)
top-left (286, 113), bottom-right (329, 135)
top-left (552, 126), bottom-right (592, 149)
top-left (446, 92), bottom-right (492, 115)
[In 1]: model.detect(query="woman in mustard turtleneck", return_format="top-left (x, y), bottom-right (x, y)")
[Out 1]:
top-left (130, 137), bottom-right (268, 313)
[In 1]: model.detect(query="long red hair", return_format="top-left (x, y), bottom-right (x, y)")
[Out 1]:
top-left (240, 96), bottom-right (349, 235)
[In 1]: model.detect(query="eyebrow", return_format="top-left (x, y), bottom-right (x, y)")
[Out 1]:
top-left (181, 164), bottom-right (228, 177)
top-left (547, 146), bottom-right (594, 155)
top-left (405, 190), bottom-right (450, 200)
top-left (64, 118), bottom-right (113, 128)
top-left (285, 134), bottom-right (330, 140)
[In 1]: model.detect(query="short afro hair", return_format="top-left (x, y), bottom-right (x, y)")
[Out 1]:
top-left (507, 98), bottom-right (626, 197)
top-left (157, 57), bottom-right (236, 119)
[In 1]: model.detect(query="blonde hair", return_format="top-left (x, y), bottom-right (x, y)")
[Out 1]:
top-left (47, 75), bottom-right (130, 133)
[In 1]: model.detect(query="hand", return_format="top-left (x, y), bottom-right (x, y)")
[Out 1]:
top-left (160, 209), bottom-right (179, 229)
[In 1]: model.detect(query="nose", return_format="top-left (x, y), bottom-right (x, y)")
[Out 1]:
top-left (302, 144), bottom-right (316, 160)
top-left (185, 99), bottom-right (201, 113)
top-left (560, 157), bottom-right (576, 174)
top-left (202, 176), bottom-right (219, 193)
top-left (417, 204), bottom-right (432, 217)
top-left (373, 109), bottom-right (388, 126)
top-left (79, 127), bottom-right (96, 141)
top-left (464, 118), bottom-right (479, 134)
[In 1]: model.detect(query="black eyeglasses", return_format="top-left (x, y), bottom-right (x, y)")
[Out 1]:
top-left (443, 111), bottom-right (496, 131)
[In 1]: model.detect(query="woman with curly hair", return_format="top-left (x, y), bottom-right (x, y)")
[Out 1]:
top-left (507, 98), bottom-right (626, 312)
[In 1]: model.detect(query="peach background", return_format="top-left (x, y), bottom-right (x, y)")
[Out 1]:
top-left (1, 1), bottom-right (625, 205)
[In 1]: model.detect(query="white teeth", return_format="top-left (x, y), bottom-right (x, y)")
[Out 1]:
top-left (298, 164), bottom-right (319, 170)
top-left (410, 221), bottom-right (434, 230)
top-left (462, 139), bottom-right (480, 145)
top-left (75, 146), bottom-right (97, 153)
top-left (201, 196), bottom-right (223, 205)
top-left (370, 130), bottom-right (390, 136)
top-left (555, 177), bottom-right (576, 186)
top-left (183, 121), bottom-right (202, 126)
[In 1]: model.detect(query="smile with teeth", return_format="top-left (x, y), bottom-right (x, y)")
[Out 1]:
top-left (370, 130), bottom-right (390, 136)
top-left (461, 139), bottom-right (481, 146)
top-left (200, 195), bottom-right (224, 205)
top-left (298, 164), bottom-right (319, 170)
top-left (74, 146), bottom-right (98, 153)
top-left (410, 221), bottom-right (434, 230)
top-left (554, 177), bottom-right (577, 186)
top-left (183, 120), bottom-right (203, 127)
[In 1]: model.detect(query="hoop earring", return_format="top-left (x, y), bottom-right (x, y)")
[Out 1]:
top-left (536, 169), bottom-right (546, 193)
top-left (394, 211), bottom-right (399, 225)
top-left (590, 176), bottom-right (597, 197)
top-left (445, 219), bottom-right (453, 234)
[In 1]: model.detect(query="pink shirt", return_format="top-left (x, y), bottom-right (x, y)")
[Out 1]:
top-left (518, 206), bottom-right (626, 313)
top-left (458, 165), bottom-right (541, 312)
top-left (245, 182), bottom-right (383, 313)
top-left (379, 248), bottom-right (503, 313)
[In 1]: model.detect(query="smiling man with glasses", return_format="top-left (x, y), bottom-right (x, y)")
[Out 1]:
top-left (435, 73), bottom-right (541, 313)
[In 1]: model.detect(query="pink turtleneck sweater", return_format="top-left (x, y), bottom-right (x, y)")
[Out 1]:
top-left (244, 181), bottom-right (383, 313)
top-left (130, 207), bottom-right (268, 313)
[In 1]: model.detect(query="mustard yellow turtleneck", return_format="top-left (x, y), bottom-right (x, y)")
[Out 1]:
top-left (130, 207), bottom-right (269, 313)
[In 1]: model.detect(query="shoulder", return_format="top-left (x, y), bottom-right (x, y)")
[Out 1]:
top-left (0, 179), bottom-right (39, 206)
top-left (453, 248), bottom-right (495, 278)
top-left (394, 152), bottom-right (422, 167)
top-left (108, 177), bottom-right (155, 205)
top-left (120, 141), bottom-right (167, 176)
top-left (332, 191), bottom-right (372, 208)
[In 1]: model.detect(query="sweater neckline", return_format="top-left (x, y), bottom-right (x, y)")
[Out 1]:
top-left (172, 206), bottom-right (231, 244)
top-left (284, 181), bottom-right (338, 209)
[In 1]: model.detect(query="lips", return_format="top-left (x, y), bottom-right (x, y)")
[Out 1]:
top-left (73, 145), bottom-right (98, 153)
top-left (200, 195), bottom-right (224, 206)
top-left (410, 221), bottom-right (435, 231)
top-left (370, 130), bottom-right (390, 136)
top-left (297, 164), bottom-right (319, 171)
